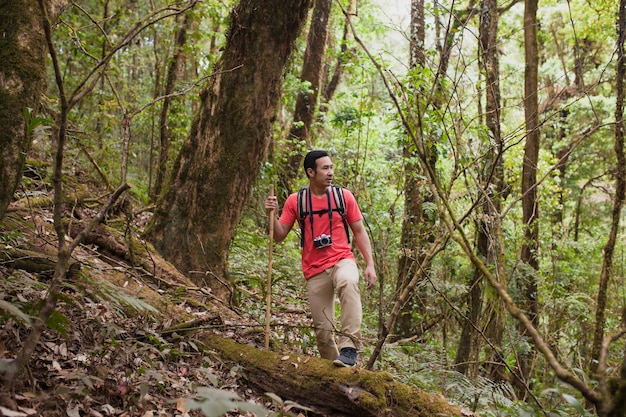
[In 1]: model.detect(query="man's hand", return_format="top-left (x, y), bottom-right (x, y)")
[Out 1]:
top-left (364, 265), bottom-right (376, 289)
top-left (265, 194), bottom-right (291, 243)
top-left (265, 195), bottom-right (278, 211)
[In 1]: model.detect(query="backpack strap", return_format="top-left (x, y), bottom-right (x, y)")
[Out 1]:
top-left (297, 186), bottom-right (351, 248)
top-left (331, 185), bottom-right (350, 244)
top-left (297, 188), bottom-right (308, 248)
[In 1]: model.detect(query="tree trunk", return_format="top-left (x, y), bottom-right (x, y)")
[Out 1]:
top-left (454, 266), bottom-right (484, 376)
top-left (152, 13), bottom-right (191, 201)
top-left (280, 0), bottom-right (332, 194)
top-left (455, 0), bottom-right (504, 379)
top-left (479, 0), bottom-right (506, 381)
top-left (0, 0), bottom-right (51, 222)
top-left (591, 0), bottom-right (626, 372)
top-left (205, 336), bottom-right (478, 417)
top-left (146, 0), bottom-right (312, 302)
top-left (322, 0), bottom-right (354, 104)
top-left (518, 0), bottom-right (540, 396)
top-left (95, 0), bottom-right (110, 151)
top-left (394, 0), bottom-right (429, 340)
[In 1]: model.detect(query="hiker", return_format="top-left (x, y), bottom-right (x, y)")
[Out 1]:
top-left (264, 150), bottom-right (376, 367)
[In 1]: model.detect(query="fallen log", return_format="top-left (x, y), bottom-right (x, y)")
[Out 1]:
top-left (0, 247), bottom-right (81, 276)
top-left (0, 247), bottom-right (57, 273)
top-left (204, 336), bottom-right (477, 417)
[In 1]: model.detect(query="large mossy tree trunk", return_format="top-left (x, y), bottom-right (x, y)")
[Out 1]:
top-left (0, 0), bottom-right (55, 222)
top-left (146, 0), bottom-right (312, 302)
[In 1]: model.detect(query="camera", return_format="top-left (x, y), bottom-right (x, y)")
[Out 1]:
top-left (313, 234), bottom-right (333, 249)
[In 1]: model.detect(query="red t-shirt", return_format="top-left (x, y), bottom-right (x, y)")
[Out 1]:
top-left (279, 187), bottom-right (363, 279)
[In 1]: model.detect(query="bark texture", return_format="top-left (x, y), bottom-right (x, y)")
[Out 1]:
top-left (0, 0), bottom-right (49, 222)
top-left (517, 0), bottom-right (540, 395)
top-left (147, 0), bottom-right (312, 301)
top-left (521, 0), bottom-right (540, 320)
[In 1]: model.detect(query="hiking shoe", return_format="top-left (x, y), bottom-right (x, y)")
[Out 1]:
top-left (333, 347), bottom-right (357, 367)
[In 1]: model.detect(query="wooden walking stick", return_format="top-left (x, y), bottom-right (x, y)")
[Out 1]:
top-left (265, 185), bottom-right (275, 351)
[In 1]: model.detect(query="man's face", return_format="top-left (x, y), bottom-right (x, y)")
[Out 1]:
top-left (310, 156), bottom-right (334, 186)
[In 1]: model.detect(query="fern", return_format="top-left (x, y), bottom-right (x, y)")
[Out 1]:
top-left (81, 274), bottom-right (159, 316)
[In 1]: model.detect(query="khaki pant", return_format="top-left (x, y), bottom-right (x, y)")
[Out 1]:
top-left (306, 258), bottom-right (362, 360)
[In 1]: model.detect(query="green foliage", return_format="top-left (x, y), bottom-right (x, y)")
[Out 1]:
top-left (374, 342), bottom-right (521, 416)
top-left (46, 309), bottom-right (73, 339)
top-left (23, 107), bottom-right (51, 139)
top-left (1, 229), bottom-right (27, 248)
top-left (47, 0), bottom-right (232, 193)
top-left (516, 384), bottom-right (596, 417)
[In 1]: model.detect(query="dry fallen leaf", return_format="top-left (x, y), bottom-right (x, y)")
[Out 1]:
top-left (0, 406), bottom-right (27, 417)
top-left (176, 399), bottom-right (189, 413)
top-left (17, 406), bottom-right (37, 416)
top-left (66, 403), bottom-right (81, 417)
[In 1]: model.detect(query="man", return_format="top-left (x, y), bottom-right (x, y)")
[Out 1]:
top-left (265, 150), bottom-right (376, 367)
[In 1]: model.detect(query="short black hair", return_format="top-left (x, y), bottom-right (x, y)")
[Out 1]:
top-left (303, 150), bottom-right (328, 176)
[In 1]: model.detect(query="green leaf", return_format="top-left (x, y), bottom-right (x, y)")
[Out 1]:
top-left (47, 310), bottom-right (72, 339)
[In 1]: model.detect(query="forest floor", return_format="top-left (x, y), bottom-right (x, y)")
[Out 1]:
top-left (0, 159), bottom-right (304, 417)
top-left (0, 160), bottom-right (477, 417)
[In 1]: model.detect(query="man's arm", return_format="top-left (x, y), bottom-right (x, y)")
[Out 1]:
top-left (272, 217), bottom-right (291, 242)
top-left (350, 219), bottom-right (377, 289)
top-left (265, 195), bottom-right (292, 242)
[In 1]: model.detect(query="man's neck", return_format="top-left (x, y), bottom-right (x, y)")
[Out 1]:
top-left (308, 183), bottom-right (329, 197)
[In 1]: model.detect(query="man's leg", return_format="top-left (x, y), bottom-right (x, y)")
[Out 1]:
top-left (332, 259), bottom-right (362, 351)
top-left (307, 270), bottom-right (339, 360)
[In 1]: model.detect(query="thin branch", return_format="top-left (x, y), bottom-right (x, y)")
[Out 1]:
top-left (67, 0), bottom-right (199, 109)
top-left (68, 183), bottom-right (130, 254)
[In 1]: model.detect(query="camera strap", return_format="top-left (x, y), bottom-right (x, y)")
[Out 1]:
top-left (307, 188), bottom-right (333, 247)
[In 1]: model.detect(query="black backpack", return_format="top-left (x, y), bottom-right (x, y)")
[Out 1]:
top-left (297, 185), bottom-right (350, 248)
